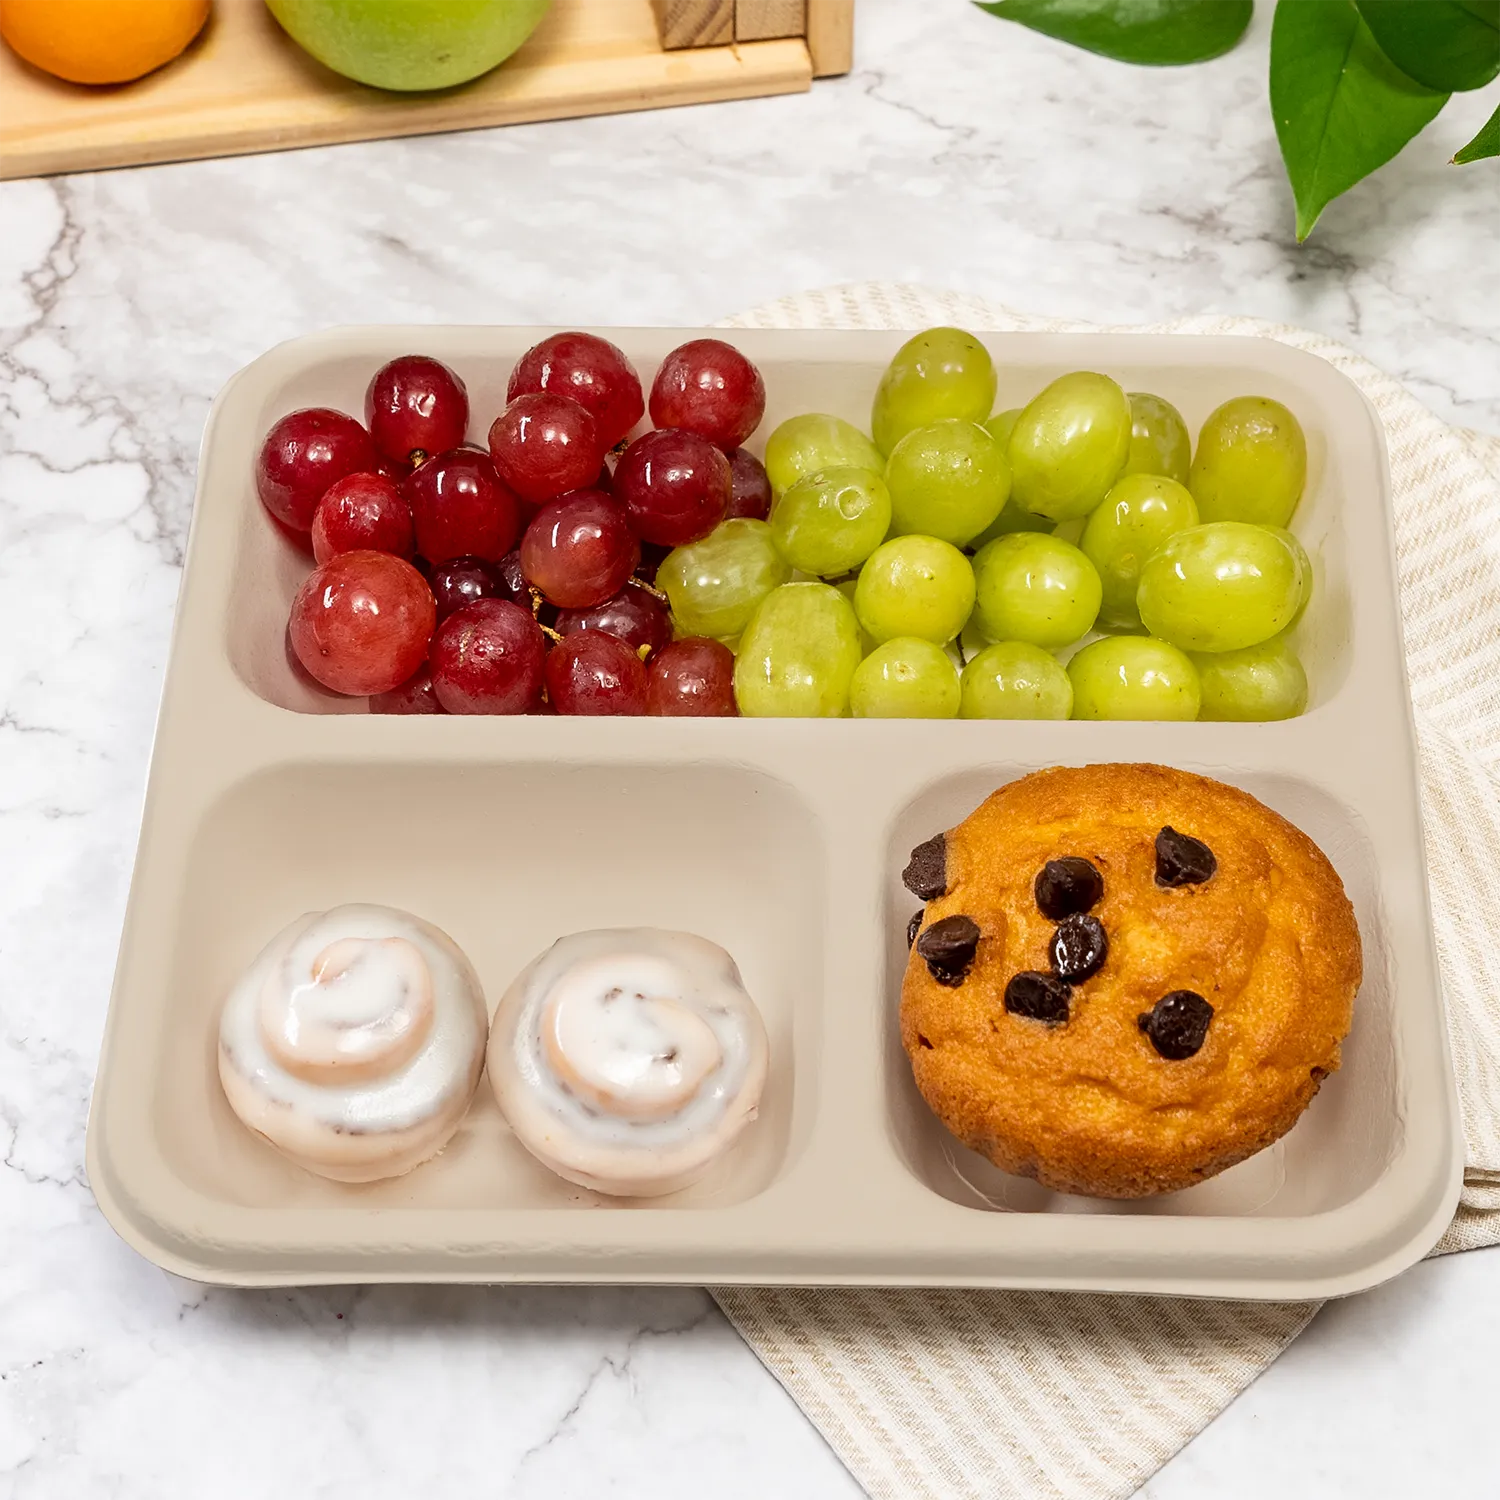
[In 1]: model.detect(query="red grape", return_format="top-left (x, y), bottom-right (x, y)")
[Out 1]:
top-left (494, 548), bottom-right (549, 614)
top-left (402, 447), bottom-right (520, 564)
top-left (613, 429), bottom-right (731, 547)
top-left (725, 447), bottom-right (773, 521)
top-left (507, 332), bottom-right (644, 450)
top-left (647, 638), bottom-right (738, 717)
top-left (555, 581), bottom-right (672, 658)
top-left (488, 393), bottom-right (604, 506)
top-left (649, 339), bottom-right (765, 451)
top-left (427, 555), bottom-right (514, 621)
top-left (257, 408), bottom-right (378, 532)
top-left (545, 630), bottom-right (648, 715)
top-left (429, 599), bottom-right (546, 715)
top-left (519, 490), bottom-right (639, 609)
top-left (311, 472), bottom-right (415, 563)
top-left (365, 356), bottom-right (469, 469)
top-left (371, 666), bottom-right (443, 715)
top-left (288, 550), bottom-right (435, 697)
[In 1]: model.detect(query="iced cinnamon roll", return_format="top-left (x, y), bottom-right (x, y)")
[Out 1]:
top-left (218, 904), bottom-right (487, 1182)
top-left (488, 928), bottom-right (769, 1197)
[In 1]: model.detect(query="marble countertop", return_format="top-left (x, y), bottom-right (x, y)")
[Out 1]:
top-left (2, 2), bottom-right (1498, 1495)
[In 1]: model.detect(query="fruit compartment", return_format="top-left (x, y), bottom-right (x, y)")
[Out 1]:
top-left (883, 762), bottom-right (1406, 1221)
top-left (203, 328), bottom-right (1367, 718)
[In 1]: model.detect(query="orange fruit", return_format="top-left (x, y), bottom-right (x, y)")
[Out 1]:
top-left (0, 0), bottom-right (210, 85)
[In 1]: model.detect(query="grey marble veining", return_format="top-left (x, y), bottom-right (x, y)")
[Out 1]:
top-left (2, 2), bottom-right (1498, 1496)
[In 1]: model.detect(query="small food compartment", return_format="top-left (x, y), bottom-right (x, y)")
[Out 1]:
top-left (883, 766), bottom-right (1402, 1222)
top-left (143, 758), bottom-right (822, 1219)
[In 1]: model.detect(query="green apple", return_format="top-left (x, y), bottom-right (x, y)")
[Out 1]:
top-left (267, 0), bottom-right (552, 92)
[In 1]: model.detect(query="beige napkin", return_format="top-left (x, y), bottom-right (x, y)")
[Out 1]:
top-left (708, 284), bottom-right (1500, 1500)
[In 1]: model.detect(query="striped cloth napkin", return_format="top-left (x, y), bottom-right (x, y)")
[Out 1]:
top-left (708, 283), bottom-right (1500, 1500)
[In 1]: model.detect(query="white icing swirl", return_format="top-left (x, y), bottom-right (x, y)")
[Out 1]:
top-left (489, 929), bottom-right (769, 1198)
top-left (218, 905), bottom-right (487, 1183)
top-left (260, 935), bottom-right (434, 1084)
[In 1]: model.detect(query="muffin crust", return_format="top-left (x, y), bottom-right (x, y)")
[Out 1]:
top-left (900, 765), bottom-right (1362, 1198)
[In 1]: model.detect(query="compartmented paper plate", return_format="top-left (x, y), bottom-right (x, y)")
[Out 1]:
top-left (86, 327), bottom-right (1461, 1295)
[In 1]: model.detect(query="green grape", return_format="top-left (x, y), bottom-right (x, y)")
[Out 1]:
top-left (1266, 525), bottom-right (1313, 623)
top-left (769, 465), bottom-right (891, 577)
top-left (959, 641), bottom-right (1072, 720)
top-left (1193, 636), bottom-right (1308, 721)
top-left (1122, 392), bottom-right (1192, 485)
top-left (1052, 517), bottom-right (1085, 546)
top-left (969, 418), bottom-right (1050, 548)
top-left (1008, 371), bottom-right (1132, 521)
top-left (1068, 637), bottom-right (1201, 721)
top-left (885, 419), bottom-right (1009, 546)
top-left (984, 408), bottom-right (1022, 447)
top-left (1080, 472), bottom-right (1200, 629)
top-left (850, 638), bottom-right (961, 719)
top-left (854, 535), bottom-right (975, 645)
top-left (658, 518), bottom-right (791, 641)
top-left (972, 532), bottom-right (1102, 650)
top-left (734, 582), bottom-right (862, 717)
top-left (834, 577), bottom-right (878, 654)
top-left (968, 498), bottom-right (1055, 549)
top-left (1190, 395), bottom-right (1307, 527)
top-left (763, 414), bottom-right (884, 495)
top-left (871, 326), bottom-right (996, 454)
top-left (1136, 522), bottom-right (1302, 652)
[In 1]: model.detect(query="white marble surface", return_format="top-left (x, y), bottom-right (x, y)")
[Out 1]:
top-left (2, 1), bottom-right (1498, 1496)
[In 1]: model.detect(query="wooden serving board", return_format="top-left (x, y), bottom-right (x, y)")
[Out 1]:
top-left (0, 0), bottom-right (850, 181)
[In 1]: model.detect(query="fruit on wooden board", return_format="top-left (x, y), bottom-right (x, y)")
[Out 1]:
top-left (265, 0), bottom-right (552, 92)
top-left (0, 0), bottom-right (209, 85)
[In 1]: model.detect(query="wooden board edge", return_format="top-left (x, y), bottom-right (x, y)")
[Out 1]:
top-left (0, 39), bottom-right (814, 182)
top-left (806, 0), bottom-right (853, 76)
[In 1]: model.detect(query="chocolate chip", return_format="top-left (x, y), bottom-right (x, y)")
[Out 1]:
top-left (916, 914), bottom-right (980, 987)
top-left (1004, 971), bottom-right (1072, 1025)
top-left (1033, 857), bottom-right (1104, 920)
top-left (903, 834), bottom-right (947, 901)
top-left (906, 910), bottom-right (923, 948)
top-left (1138, 990), bottom-right (1214, 1059)
top-left (1155, 827), bottom-right (1217, 888)
top-left (1050, 913), bottom-right (1108, 983)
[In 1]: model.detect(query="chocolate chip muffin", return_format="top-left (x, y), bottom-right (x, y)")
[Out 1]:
top-left (899, 764), bottom-right (1362, 1199)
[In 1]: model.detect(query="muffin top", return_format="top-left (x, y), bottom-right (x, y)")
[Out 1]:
top-left (900, 764), bottom-right (1363, 1197)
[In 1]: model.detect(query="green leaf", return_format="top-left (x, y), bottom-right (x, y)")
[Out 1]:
top-left (972, 0), bottom-right (1252, 65)
top-left (1355, 1), bottom-right (1499, 91)
top-left (1453, 98), bottom-right (1500, 160)
top-left (1271, 1), bottom-right (1449, 240)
